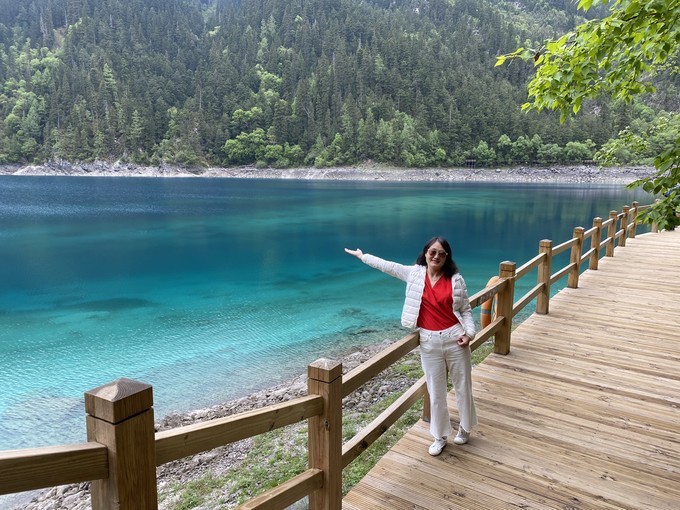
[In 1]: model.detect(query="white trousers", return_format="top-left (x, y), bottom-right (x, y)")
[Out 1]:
top-left (419, 323), bottom-right (478, 439)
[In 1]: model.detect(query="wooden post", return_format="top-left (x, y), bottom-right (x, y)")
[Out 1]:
top-left (494, 261), bottom-right (516, 355)
top-left (630, 201), bottom-right (639, 238)
top-left (606, 210), bottom-right (617, 256)
top-left (536, 240), bottom-right (552, 315)
top-left (590, 218), bottom-right (602, 270)
top-left (308, 359), bottom-right (343, 510)
top-left (567, 227), bottom-right (585, 289)
top-left (620, 206), bottom-right (629, 247)
top-left (85, 379), bottom-right (157, 510)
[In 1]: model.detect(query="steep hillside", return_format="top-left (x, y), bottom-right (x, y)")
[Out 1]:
top-left (0, 0), bottom-right (657, 167)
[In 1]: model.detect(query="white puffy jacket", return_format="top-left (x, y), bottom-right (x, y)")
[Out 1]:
top-left (361, 254), bottom-right (476, 339)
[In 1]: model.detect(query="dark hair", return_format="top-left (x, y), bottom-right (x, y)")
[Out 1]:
top-left (416, 236), bottom-right (458, 277)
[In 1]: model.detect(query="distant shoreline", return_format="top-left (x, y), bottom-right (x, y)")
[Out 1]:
top-left (0, 162), bottom-right (655, 185)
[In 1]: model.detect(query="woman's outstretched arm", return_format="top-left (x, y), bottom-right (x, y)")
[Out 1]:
top-left (344, 248), bottom-right (412, 282)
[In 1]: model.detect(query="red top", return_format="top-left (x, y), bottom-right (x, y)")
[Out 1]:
top-left (417, 274), bottom-right (459, 330)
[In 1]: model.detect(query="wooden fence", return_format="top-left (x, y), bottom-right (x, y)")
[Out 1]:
top-left (0, 201), bottom-right (650, 509)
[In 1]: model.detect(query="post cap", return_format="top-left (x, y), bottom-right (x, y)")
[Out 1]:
top-left (499, 261), bottom-right (516, 276)
top-left (308, 358), bottom-right (343, 382)
top-left (85, 378), bottom-right (153, 424)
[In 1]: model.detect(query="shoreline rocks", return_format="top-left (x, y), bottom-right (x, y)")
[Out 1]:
top-left (0, 161), bottom-right (655, 184)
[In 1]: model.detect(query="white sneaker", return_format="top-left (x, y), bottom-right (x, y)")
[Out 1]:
top-left (453, 426), bottom-right (469, 445)
top-left (428, 437), bottom-right (447, 456)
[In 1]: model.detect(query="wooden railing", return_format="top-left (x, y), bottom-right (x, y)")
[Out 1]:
top-left (0, 200), bottom-right (651, 509)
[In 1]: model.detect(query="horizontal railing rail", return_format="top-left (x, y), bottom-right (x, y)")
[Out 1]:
top-left (469, 277), bottom-right (507, 309)
top-left (515, 252), bottom-right (546, 280)
top-left (552, 237), bottom-right (578, 256)
top-left (155, 394), bottom-right (324, 466)
top-left (550, 262), bottom-right (575, 285)
top-left (0, 442), bottom-right (108, 495)
top-left (341, 332), bottom-right (419, 399)
top-left (0, 200), bottom-right (651, 509)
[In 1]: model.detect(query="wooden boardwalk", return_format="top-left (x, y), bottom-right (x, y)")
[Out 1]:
top-left (343, 230), bottom-right (680, 510)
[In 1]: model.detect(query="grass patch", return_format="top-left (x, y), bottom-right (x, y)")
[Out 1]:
top-left (229, 426), bottom-right (309, 505)
top-left (472, 339), bottom-right (494, 365)
top-left (168, 473), bottom-right (226, 510)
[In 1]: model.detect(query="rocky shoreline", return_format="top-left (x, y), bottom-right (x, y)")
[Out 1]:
top-left (9, 339), bottom-right (422, 510)
top-left (0, 161), bottom-right (655, 184)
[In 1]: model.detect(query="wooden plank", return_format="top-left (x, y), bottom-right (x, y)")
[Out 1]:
top-left (360, 459), bottom-right (540, 510)
top-left (404, 411), bottom-right (680, 510)
top-left (481, 350), bottom-right (680, 400)
top-left (473, 364), bottom-right (680, 428)
top-left (507, 335), bottom-right (680, 379)
top-left (391, 432), bottom-right (629, 510)
top-left (456, 427), bottom-right (680, 509)
top-left (0, 442), bottom-right (108, 495)
top-left (344, 482), bottom-right (427, 510)
top-left (471, 383), bottom-right (680, 475)
top-left (390, 434), bottom-right (602, 509)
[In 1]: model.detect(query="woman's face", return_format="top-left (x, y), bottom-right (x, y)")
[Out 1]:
top-left (425, 241), bottom-right (447, 272)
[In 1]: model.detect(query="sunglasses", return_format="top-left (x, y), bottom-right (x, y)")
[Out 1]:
top-left (427, 249), bottom-right (448, 258)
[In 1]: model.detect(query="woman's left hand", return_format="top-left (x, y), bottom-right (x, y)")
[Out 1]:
top-left (344, 248), bottom-right (364, 259)
top-left (457, 335), bottom-right (470, 347)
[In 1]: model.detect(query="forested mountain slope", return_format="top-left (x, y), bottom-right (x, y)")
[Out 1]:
top-left (0, 0), bottom-right (672, 167)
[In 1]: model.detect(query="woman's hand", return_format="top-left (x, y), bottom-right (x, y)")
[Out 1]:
top-left (457, 335), bottom-right (470, 347)
top-left (344, 248), bottom-right (364, 259)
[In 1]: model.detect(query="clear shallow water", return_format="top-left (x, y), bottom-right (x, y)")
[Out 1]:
top-left (0, 176), bottom-right (649, 451)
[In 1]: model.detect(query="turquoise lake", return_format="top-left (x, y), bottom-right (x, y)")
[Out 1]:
top-left (0, 176), bottom-right (650, 452)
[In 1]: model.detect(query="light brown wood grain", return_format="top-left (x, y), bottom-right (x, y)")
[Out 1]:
top-left (0, 442), bottom-right (108, 495)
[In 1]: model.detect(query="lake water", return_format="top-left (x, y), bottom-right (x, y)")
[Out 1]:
top-left (0, 176), bottom-right (649, 453)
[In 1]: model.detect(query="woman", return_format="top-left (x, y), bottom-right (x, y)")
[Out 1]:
top-left (344, 237), bottom-right (477, 456)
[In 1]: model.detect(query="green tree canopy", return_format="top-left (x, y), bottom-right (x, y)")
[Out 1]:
top-left (498, 0), bottom-right (680, 229)
top-left (1, 0), bottom-right (675, 175)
